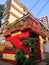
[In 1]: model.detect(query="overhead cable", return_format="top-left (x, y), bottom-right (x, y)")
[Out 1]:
top-left (30, 0), bottom-right (40, 11)
top-left (36, 0), bottom-right (49, 17)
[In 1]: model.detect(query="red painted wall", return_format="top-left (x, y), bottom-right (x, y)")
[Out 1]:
top-left (3, 32), bottom-right (41, 64)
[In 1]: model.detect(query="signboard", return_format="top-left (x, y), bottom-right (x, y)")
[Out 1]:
top-left (3, 54), bottom-right (15, 60)
top-left (11, 31), bottom-right (22, 36)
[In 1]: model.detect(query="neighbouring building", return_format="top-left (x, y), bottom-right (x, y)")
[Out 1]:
top-left (41, 16), bottom-right (48, 28)
top-left (48, 20), bottom-right (49, 29)
top-left (1, 0), bottom-right (29, 31)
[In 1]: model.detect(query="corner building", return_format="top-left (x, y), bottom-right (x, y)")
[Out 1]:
top-left (2, 0), bottom-right (27, 29)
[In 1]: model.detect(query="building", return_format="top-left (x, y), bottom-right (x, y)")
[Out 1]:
top-left (1, 0), bottom-right (47, 64)
top-left (48, 20), bottom-right (49, 29)
top-left (1, 0), bottom-right (29, 31)
top-left (3, 13), bottom-right (44, 64)
top-left (41, 16), bottom-right (48, 28)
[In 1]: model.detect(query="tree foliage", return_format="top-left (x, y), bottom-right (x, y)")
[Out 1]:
top-left (0, 4), bottom-right (4, 19)
top-left (0, 4), bottom-right (4, 27)
top-left (0, 4), bottom-right (4, 10)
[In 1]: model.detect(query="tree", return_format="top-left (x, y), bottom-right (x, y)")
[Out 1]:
top-left (0, 4), bottom-right (4, 27)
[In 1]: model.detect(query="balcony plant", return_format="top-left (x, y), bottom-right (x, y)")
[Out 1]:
top-left (7, 20), bottom-right (21, 30)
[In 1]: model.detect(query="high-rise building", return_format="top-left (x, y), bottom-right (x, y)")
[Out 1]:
top-left (48, 20), bottom-right (49, 29)
top-left (41, 16), bottom-right (48, 28)
top-left (2, 0), bottom-right (28, 30)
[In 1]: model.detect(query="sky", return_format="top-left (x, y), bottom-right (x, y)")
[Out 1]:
top-left (0, 0), bottom-right (49, 19)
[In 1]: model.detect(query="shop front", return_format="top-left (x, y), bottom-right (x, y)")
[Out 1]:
top-left (2, 14), bottom-right (45, 64)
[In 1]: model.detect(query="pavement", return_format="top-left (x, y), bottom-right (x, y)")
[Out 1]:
top-left (0, 59), bottom-right (48, 65)
top-left (37, 58), bottom-right (49, 65)
top-left (0, 58), bottom-right (49, 65)
top-left (0, 60), bottom-right (13, 65)
top-left (37, 62), bottom-right (47, 65)
top-left (0, 58), bottom-right (13, 65)
top-left (0, 59), bottom-right (47, 65)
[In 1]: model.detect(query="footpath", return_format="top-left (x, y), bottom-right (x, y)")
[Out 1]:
top-left (37, 58), bottom-right (49, 65)
top-left (0, 60), bottom-right (13, 65)
top-left (0, 58), bottom-right (13, 65)
top-left (0, 58), bottom-right (49, 65)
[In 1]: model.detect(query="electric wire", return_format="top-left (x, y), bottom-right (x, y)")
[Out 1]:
top-left (35, 0), bottom-right (49, 17)
top-left (30, 0), bottom-right (40, 11)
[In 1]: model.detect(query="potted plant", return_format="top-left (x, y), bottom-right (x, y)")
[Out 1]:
top-left (15, 37), bottom-right (38, 65)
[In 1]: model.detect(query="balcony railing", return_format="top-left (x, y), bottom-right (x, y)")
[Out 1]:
top-left (3, 16), bottom-right (47, 37)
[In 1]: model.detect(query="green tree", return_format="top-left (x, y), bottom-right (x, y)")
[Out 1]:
top-left (0, 4), bottom-right (4, 27)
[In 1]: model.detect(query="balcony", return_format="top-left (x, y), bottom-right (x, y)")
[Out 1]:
top-left (3, 15), bottom-right (47, 37)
